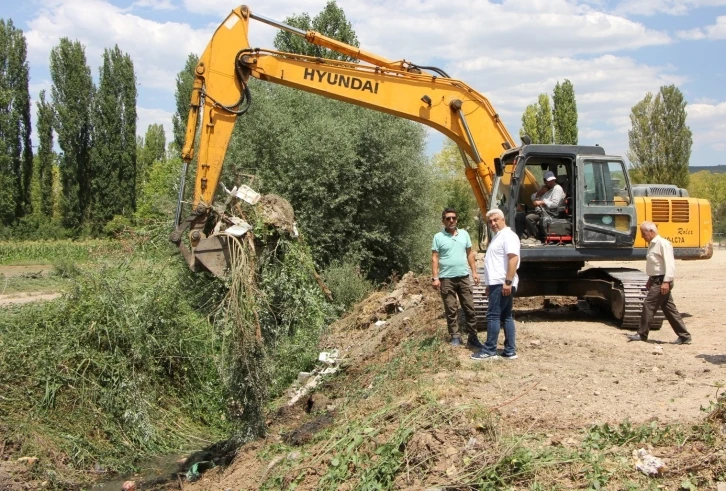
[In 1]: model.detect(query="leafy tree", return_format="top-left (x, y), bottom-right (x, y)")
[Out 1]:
top-left (224, 81), bottom-right (431, 281)
top-left (688, 170), bottom-right (726, 234)
top-left (36, 89), bottom-right (55, 217)
top-left (553, 79), bottom-right (578, 144)
top-left (171, 53), bottom-right (198, 152)
top-left (136, 123), bottom-right (166, 200)
top-left (90, 45), bottom-right (137, 227)
top-left (519, 93), bottom-right (553, 144)
top-left (0, 19), bottom-right (33, 224)
top-left (627, 85), bottom-right (692, 188)
top-left (274, 0), bottom-right (359, 62)
top-left (430, 139), bottom-right (478, 232)
top-left (50, 38), bottom-right (95, 228)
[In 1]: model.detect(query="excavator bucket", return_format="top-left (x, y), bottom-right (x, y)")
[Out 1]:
top-left (193, 236), bottom-right (232, 278)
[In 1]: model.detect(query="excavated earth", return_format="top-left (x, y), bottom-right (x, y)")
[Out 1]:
top-left (166, 249), bottom-right (726, 490)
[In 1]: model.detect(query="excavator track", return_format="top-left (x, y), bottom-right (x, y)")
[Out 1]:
top-left (595, 268), bottom-right (665, 330)
top-left (470, 266), bottom-right (664, 330)
top-left (472, 266), bottom-right (488, 330)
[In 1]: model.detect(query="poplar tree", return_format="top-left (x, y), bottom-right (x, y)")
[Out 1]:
top-left (50, 38), bottom-right (95, 228)
top-left (36, 90), bottom-right (55, 217)
top-left (0, 19), bottom-right (33, 224)
top-left (519, 94), bottom-right (553, 144)
top-left (90, 45), bottom-right (137, 226)
top-left (627, 85), bottom-right (692, 188)
top-left (136, 123), bottom-right (166, 198)
top-left (171, 53), bottom-right (198, 152)
top-left (553, 79), bottom-right (578, 145)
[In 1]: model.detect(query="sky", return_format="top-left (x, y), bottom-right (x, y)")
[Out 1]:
top-left (4, 0), bottom-right (726, 167)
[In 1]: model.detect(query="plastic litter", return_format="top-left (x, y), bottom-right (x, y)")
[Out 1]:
top-left (374, 320), bottom-right (387, 327)
top-left (234, 184), bottom-right (261, 204)
top-left (318, 349), bottom-right (340, 365)
top-left (633, 448), bottom-right (665, 476)
top-left (185, 461), bottom-right (215, 482)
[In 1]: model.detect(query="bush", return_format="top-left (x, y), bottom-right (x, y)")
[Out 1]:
top-left (102, 214), bottom-right (134, 237)
top-left (324, 260), bottom-right (374, 313)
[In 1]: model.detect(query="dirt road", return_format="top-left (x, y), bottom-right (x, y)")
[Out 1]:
top-left (446, 248), bottom-right (726, 429)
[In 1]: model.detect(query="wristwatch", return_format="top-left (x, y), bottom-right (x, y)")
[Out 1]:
top-left (505, 279), bottom-right (513, 286)
top-left (432, 277), bottom-right (438, 281)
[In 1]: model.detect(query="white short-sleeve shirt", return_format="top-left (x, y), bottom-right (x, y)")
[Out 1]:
top-left (484, 227), bottom-right (521, 289)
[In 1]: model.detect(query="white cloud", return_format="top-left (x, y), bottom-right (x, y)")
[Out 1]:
top-left (137, 106), bottom-right (175, 143)
top-left (453, 54), bottom-right (685, 157)
top-left (678, 15), bottom-right (726, 40)
top-left (614, 0), bottom-right (726, 16)
top-left (25, 0), bottom-right (212, 90)
top-left (688, 101), bottom-right (726, 154)
top-left (129, 0), bottom-right (176, 11)
top-left (182, 0), bottom-right (671, 59)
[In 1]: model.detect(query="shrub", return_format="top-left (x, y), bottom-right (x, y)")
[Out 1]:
top-left (323, 260), bottom-right (374, 313)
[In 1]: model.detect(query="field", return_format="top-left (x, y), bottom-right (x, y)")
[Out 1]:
top-left (2, 246), bottom-right (725, 489)
top-left (175, 249), bottom-right (726, 490)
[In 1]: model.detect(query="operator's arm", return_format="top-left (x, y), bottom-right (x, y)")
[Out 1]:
top-left (466, 247), bottom-right (480, 285)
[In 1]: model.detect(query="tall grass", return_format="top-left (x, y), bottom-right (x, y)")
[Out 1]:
top-left (0, 239), bottom-right (123, 265)
top-left (0, 257), bottom-right (229, 487)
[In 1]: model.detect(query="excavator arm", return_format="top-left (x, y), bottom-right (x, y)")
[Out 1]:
top-left (171, 5), bottom-right (533, 274)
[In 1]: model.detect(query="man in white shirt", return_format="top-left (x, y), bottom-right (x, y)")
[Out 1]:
top-left (516, 170), bottom-right (565, 242)
top-left (471, 209), bottom-right (521, 360)
top-left (627, 221), bottom-right (691, 344)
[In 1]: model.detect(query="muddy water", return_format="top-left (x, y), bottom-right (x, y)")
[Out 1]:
top-left (90, 451), bottom-right (198, 490)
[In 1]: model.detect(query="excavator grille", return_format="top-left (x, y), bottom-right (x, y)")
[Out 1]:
top-left (650, 199), bottom-right (690, 223)
top-left (651, 199), bottom-right (670, 222)
top-left (671, 200), bottom-right (690, 223)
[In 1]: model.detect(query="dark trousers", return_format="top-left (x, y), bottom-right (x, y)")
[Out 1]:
top-left (515, 211), bottom-right (541, 238)
top-left (639, 276), bottom-right (690, 340)
top-left (439, 276), bottom-right (478, 338)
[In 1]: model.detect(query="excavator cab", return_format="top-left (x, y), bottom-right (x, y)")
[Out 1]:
top-left (491, 144), bottom-right (638, 251)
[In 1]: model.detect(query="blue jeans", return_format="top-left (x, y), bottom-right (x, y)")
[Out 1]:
top-left (482, 284), bottom-right (516, 356)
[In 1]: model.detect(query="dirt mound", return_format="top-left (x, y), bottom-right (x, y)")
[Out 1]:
top-left (257, 194), bottom-right (295, 234)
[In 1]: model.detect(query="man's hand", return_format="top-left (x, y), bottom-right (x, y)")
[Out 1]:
top-left (472, 272), bottom-right (480, 286)
top-left (660, 281), bottom-right (670, 295)
top-left (502, 284), bottom-right (513, 296)
top-left (645, 280), bottom-right (651, 291)
top-left (432, 278), bottom-right (441, 290)
top-left (485, 286), bottom-right (490, 297)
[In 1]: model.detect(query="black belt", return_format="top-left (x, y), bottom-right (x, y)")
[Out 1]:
top-left (649, 275), bottom-right (665, 280)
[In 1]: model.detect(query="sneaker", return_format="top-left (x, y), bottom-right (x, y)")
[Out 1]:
top-left (520, 237), bottom-right (539, 245)
top-left (500, 352), bottom-right (518, 360)
top-left (466, 336), bottom-right (485, 349)
top-left (449, 336), bottom-right (463, 347)
top-left (470, 350), bottom-right (499, 361)
top-left (627, 334), bottom-right (647, 342)
top-left (670, 337), bottom-right (692, 345)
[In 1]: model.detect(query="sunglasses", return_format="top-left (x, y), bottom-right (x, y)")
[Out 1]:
top-left (444, 216), bottom-right (457, 221)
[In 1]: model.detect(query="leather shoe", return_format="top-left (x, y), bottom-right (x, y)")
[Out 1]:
top-left (670, 337), bottom-right (692, 345)
top-left (627, 334), bottom-right (647, 342)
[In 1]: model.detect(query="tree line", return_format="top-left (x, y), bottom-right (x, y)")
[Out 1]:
top-left (0, 20), bottom-right (140, 235)
top-left (1, 1), bottom-right (719, 276)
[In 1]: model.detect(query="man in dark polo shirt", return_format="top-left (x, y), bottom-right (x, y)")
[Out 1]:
top-left (431, 208), bottom-right (483, 348)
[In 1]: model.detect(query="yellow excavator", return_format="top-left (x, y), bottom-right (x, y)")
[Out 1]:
top-left (170, 5), bottom-right (713, 329)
